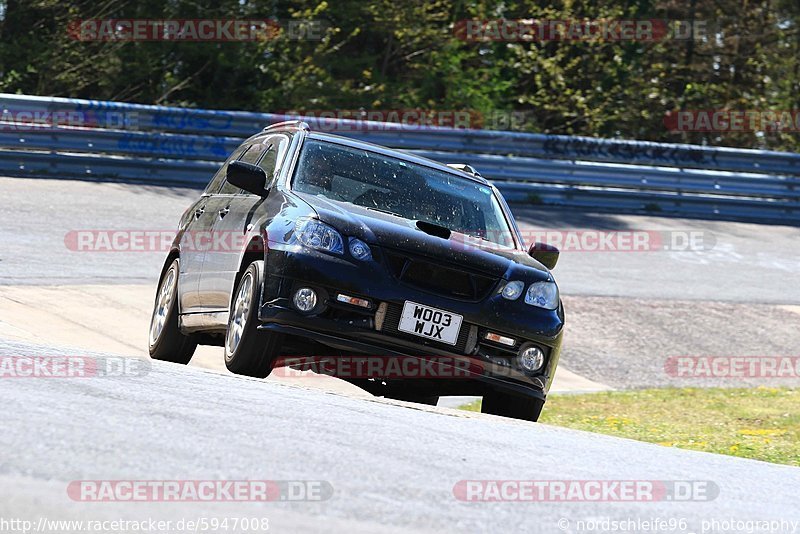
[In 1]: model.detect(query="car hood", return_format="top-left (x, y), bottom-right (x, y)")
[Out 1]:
top-left (291, 191), bottom-right (551, 281)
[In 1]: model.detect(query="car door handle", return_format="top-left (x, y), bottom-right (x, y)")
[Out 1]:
top-left (218, 207), bottom-right (230, 219)
top-left (194, 207), bottom-right (205, 219)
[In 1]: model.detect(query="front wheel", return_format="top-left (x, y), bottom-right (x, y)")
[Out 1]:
top-left (149, 258), bottom-right (197, 364)
top-left (481, 390), bottom-right (544, 422)
top-left (224, 260), bottom-right (283, 378)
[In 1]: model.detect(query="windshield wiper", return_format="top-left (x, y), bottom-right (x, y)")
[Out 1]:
top-left (362, 205), bottom-right (403, 218)
top-left (464, 234), bottom-right (492, 242)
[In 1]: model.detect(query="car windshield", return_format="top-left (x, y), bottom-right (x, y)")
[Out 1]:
top-left (291, 139), bottom-right (516, 249)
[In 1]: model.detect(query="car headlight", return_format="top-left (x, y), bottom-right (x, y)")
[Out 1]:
top-left (349, 237), bottom-right (372, 261)
top-left (525, 281), bottom-right (559, 310)
top-left (295, 218), bottom-right (343, 254)
top-left (500, 280), bottom-right (524, 300)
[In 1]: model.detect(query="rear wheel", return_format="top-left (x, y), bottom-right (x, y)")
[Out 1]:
top-left (149, 258), bottom-right (197, 364)
top-left (224, 260), bottom-right (283, 378)
top-left (481, 390), bottom-right (544, 422)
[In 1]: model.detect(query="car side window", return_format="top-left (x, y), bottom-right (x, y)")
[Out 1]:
top-left (239, 142), bottom-right (270, 165)
top-left (204, 144), bottom-right (247, 195)
top-left (210, 133), bottom-right (292, 196)
top-left (258, 135), bottom-right (290, 187)
top-left (218, 141), bottom-right (266, 195)
top-left (217, 136), bottom-right (278, 196)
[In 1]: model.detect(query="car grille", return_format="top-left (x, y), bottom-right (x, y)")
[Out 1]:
top-left (384, 250), bottom-right (499, 302)
top-left (380, 302), bottom-right (473, 354)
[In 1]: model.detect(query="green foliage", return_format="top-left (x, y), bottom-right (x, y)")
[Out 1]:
top-left (461, 387), bottom-right (800, 466)
top-left (1, 0), bottom-right (799, 150)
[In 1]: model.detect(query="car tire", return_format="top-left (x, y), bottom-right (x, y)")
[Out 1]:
top-left (224, 260), bottom-right (283, 378)
top-left (481, 390), bottom-right (544, 422)
top-left (149, 258), bottom-right (197, 364)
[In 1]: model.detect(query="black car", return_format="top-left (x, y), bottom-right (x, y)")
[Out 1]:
top-left (148, 121), bottom-right (564, 421)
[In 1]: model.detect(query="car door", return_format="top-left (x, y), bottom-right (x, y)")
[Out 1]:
top-left (200, 134), bottom-right (291, 312)
top-left (178, 144), bottom-right (247, 314)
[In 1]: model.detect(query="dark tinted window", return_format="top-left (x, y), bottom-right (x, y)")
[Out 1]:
top-left (239, 142), bottom-right (270, 165)
top-left (219, 139), bottom-right (266, 195)
top-left (218, 134), bottom-right (290, 195)
top-left (292, 140), bottom-right (515, 248)
top-left (204, 144), bottom-right (247, 195)
top-left (258, 135), bottom-right (289, 181)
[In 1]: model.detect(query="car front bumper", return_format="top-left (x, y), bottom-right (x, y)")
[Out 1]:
top-left (258, 243), bottom-right (565, 399)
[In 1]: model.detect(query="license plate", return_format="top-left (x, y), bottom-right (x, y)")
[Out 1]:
top-left (397, 301), bottom-right (463, 345)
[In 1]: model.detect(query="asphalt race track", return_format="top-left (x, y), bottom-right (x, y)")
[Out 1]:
top-left (2, 338), bottom-right (799, 533)
top-left (1, 175), bottom-right (799, 532)
top-left (1, 176), bottom-right (798, 389)
top-left (3, 177), bottom-right (799, 302)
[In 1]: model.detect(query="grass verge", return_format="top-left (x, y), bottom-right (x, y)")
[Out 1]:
top-left (460, 387), bottom-right (799, 466)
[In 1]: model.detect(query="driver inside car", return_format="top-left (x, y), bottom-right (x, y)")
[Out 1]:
top-left (299, 149), bottom-right (336, 195)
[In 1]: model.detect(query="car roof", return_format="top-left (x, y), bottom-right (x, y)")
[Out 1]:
top-left (298, 130), bottom-right (491, 186)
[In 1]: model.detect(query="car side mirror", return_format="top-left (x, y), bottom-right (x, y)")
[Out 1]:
top-left (528, 242), bottom-right (559, 270)
top-left (227, 161), bottom-right (268, 196)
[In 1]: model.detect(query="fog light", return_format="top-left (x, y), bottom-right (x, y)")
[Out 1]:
top-left (293, 287), bottom-right (318, 312)
top-left (337, 294), bottom-right (371, 308)
top-left (484, 332), bottom-right (516, 347)
top-left (349, 238), bottom-right (372, 261)
top-left (518, 344), bottom-right (545, 373)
